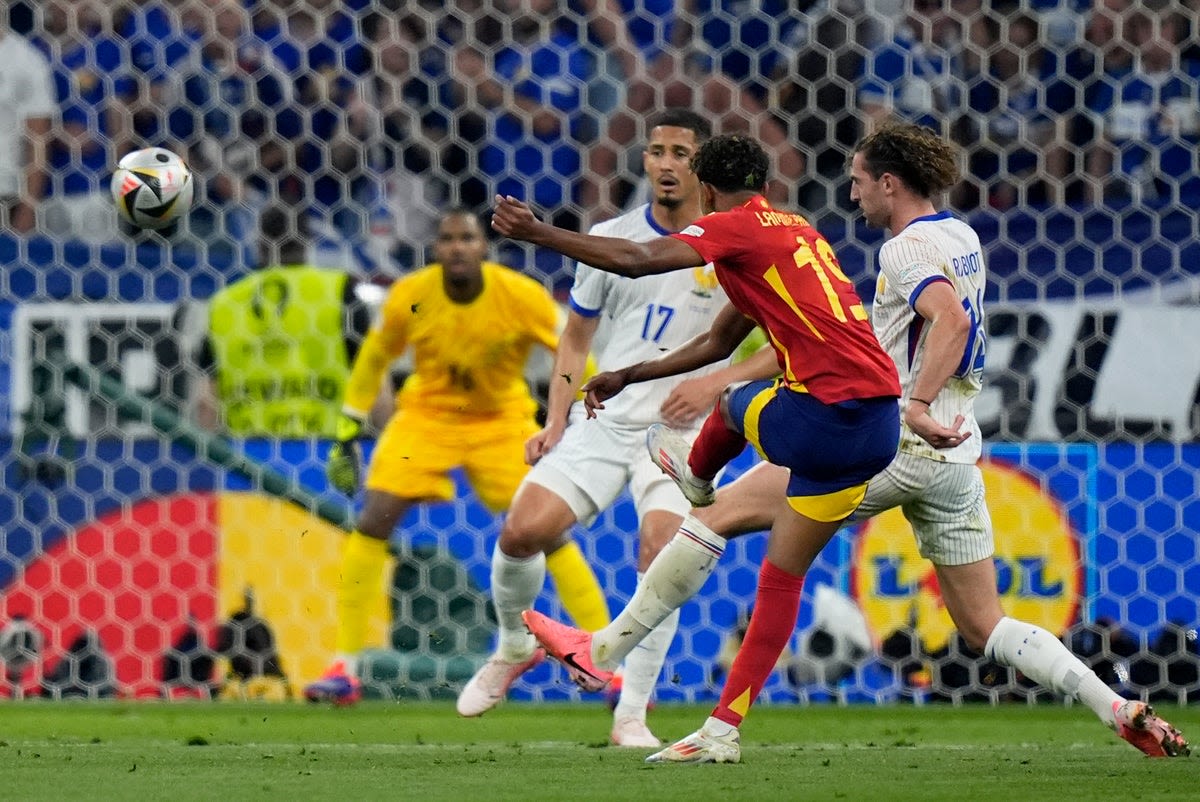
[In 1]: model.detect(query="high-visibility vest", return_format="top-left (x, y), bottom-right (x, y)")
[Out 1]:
top-left (208, 265), bottom-right (350, 437)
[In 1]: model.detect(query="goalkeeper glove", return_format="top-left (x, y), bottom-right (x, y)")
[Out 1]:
top-left (327, 412), bottom-right (366, 495)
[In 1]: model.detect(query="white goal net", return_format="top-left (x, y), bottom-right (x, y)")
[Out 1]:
top-left (0, 0), bottom-right (1197, 705)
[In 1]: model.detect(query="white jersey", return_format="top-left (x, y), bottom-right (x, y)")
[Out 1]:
top-left (569, 204), bottom-right (728, 429)
top-left (871, 211), bottom-right (985, 464)
top-left (0, 33), bottom-right (55, 199)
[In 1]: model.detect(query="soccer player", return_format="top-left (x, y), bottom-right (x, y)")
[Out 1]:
top-left (525, 123), bottom-right (1191, 761)
top-left (456, 110), bottom-right (779, 746)
top-left (302, 209), bottom-right (610, 704)
top-left (490, 133), bottom-right (903, 744)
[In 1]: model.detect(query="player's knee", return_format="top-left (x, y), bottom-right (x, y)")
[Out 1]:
top-left (717, 385), bottom-right (741, 431)
top-left (356, 493), bottom-right (410, 540)
top-left (354, 519), bottom-right (393, 541)
top-left (497, 514), bottom-right (556, 559)
top-left (637, 513), bottom-right (681, 567)
top-left (636, 539), bottom-right (665, 571)
top-left (692, 498), bottom-right (735, 539)
top-left (716, 384), bottom-right (734, 415)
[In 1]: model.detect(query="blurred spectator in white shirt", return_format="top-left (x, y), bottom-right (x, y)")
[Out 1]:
top-left (0, 10), bottom-right (55, 234)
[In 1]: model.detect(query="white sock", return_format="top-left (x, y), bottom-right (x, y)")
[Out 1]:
top-left (491, 543), bottom-right (546, 662)
top-left (614, 574), bottom-right (680, 722)
top-left (985, 616), bottom-right (1121, 727)
top-left (593, 514), bottom-right (726, 670)
top-left (703, 716), bottom-right (737, 737)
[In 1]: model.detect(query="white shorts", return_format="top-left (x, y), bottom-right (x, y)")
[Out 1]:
top-left (524, 404), bottom-right (695, 526)
top-left (850, 450), bottom-right (993, 566)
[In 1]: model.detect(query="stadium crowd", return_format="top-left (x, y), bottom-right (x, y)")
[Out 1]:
top-left (3, 0), bottom-right (1199, 284)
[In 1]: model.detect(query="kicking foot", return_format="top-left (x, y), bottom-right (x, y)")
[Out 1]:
top-left (611, 715), bottom-right (662, 748)
top-left (1113, 700), bottom-right (1190, 757)
top-left (646, 721), bottom-right (741, 764)
top-left (646, 424), bottom-right (715, 507)
top-left (303, 660), bottom-right (362, 706)
top-left (521, 609), bottom-right (613, 692)
top-left (456, 649), bottom-right (545, 717)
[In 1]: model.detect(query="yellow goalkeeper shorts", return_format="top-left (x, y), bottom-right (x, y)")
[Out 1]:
top-left (365, 406), bottom-right (538, 512)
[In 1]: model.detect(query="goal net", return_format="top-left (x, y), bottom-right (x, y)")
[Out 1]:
top-left (0, 0), bottom-right (1197, 705)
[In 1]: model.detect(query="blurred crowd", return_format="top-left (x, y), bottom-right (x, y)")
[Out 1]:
top-left (2, 0), bottom-right (1199, 283)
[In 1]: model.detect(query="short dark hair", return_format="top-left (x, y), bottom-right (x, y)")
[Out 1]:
top-left (690, 135), bottom-right (769, 193)
top-left (646, 108), bottom-right (713, 143)
top-left (853, 123), bottom-right (960, 197)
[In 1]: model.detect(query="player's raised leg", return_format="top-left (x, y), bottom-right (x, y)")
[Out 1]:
top-left (649, 383), bottom-right (898, 764)
top-left (596, 462), bottom-right (787, 670)
top-left (526, 461), bottom-right (789, 696)
top-left (646, 424), bottom-right (716, 506)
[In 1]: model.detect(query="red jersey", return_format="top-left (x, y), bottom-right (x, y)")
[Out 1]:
top-left (672, 195), bottom-right (900, 404)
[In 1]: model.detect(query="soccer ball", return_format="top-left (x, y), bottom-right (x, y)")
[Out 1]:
top-left (0, 615), bottom-right (41, 682)
top-left (110, 147), bottom-right (194, 230)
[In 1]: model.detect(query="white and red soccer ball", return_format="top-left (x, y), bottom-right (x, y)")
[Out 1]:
top-left (110, 147), bottom-right (194, 230)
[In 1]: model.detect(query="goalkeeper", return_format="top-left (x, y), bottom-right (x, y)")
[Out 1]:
top-left (304, 209), bottom-right (609, 705)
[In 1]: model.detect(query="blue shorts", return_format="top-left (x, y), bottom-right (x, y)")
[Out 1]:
top-left (726, 380), bottom-right (900, 521)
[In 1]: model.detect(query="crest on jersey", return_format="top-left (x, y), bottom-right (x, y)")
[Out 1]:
top-left (691, 265), bottom-right (719, 298)
top-left (895, 263), bottom-right (929, 284)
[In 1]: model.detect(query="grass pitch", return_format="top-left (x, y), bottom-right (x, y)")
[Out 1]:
top-left (1, 701), bottom-right (1195, 801)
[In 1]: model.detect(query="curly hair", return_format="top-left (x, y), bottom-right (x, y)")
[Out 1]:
top-left (690, 135), bottom-right (769, 193)
top-left (853, 123), bottom-right (960, 198)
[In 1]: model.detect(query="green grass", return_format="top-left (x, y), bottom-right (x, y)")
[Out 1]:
top-left (0, 702), bottom-right (1195, 801)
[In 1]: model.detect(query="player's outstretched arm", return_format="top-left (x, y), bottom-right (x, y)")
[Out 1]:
top-left (582, 304), bottom-right (755, 418)
top-left (661, 343), bottom-right (780, 427)
top-left (326, 326), bottom-right (398, 494)
top-left (491, 195), bottom-right (704, 277)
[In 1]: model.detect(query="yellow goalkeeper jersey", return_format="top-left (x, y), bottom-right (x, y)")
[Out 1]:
top-left (344, 261), bottom-right (560, 418)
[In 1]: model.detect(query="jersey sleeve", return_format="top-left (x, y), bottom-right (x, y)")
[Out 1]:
top-left (878, 234), bottom-right (952, 310)
top-left (373, 278), bottom-right (413, 356)
top-left (339, 278), bottom-right (412, 415)
top-left (567, 262), bottom-right (608, 318)
top-left (669, 211), bottom-right (745, 266)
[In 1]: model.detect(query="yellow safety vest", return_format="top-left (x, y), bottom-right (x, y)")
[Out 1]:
top-left (208, 265), bottom-right (350, 437)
